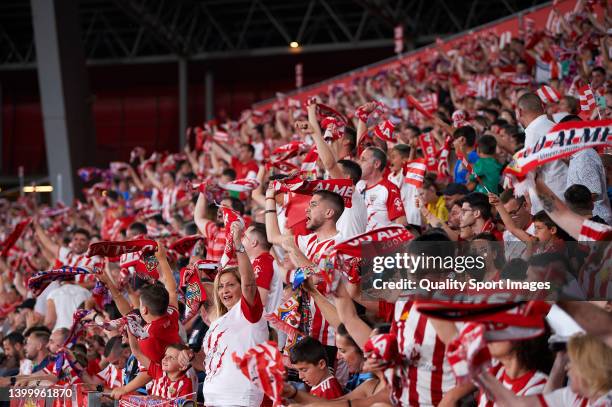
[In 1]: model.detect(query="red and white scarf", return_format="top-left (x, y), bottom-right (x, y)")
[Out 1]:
top-left (179, 263), bottom-right (207, 323)
top-left (419, 131), bottom-right (439, 173)
top-left (232, 341), bottom-right (286, 407)
top-left (86, 239), bottom-right (157, 258)
top-left (219, 207), bottom-right (245, 269)
top-left (169, 235), bottom-right (204, 257)
top-left (504, 120), bottom-right (612, 182)
top-left (447, 323), bottom-right (492, 383)
top-left (219, 178), bottom-right (260, 192)
top-left (272, 173), bottom-right (354, 208)
top-left (416, 301), bottom-right (552, 341)
top-left (300, 148), bottom-right (319, 180)
top-left (403, 159), bottom-right (428, 188)
top-left (0, 218), bottom-right (31, 258)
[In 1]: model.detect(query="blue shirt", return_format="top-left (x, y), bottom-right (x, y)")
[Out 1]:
top-left (124, 354), bottom-right (147, 394)
top-left (453, 149), bottom-right (479, 184)
top-left (345, 372), bottom-right (374, 392)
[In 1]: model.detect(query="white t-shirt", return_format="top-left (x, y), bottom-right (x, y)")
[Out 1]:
top-left (34, 281), bottom-right (61, 316)
top-left (267, 261), bottom-right (285, 315)
top-left (503, 223), bottom-right (535, 261)
top-left (388, 171), bottom-right (422, 227)
top-left (47, 284), bottom-right (92, 330)
top-left (336, 191), bottom-right (367, 239)
top-left (524, 115), bottom-right (568, 214)
top-left (356, 178), bottom-right (406, 231)
top-left (540, 387), bottom-right (612, 407)
top-left (202, 295), bottom-right (268, 406)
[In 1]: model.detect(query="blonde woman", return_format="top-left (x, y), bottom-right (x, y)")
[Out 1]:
top-left (178, 222), bottom-right (268, 406)
top-left (476, 333), bottom-right (612, 407)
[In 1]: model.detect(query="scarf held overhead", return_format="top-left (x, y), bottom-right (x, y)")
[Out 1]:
top-left (272, 174), bottom-right (354, 208)
top-left (86, 239), bottom-right (157, 258)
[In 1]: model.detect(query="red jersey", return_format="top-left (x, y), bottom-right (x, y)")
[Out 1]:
top-left (147, 361), bottom-right (193, 399)
top-left (139, 305), bottom-right (181, 363)
top-left (253, 252), bottom-right (274, 290)
top-left (310, 376), bottom-right (344, 400)
top-left (231, 157), bottom-right (259, 179)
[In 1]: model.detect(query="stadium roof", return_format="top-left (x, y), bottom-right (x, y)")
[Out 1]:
top-left (1, 0), bottom-right (547, 69)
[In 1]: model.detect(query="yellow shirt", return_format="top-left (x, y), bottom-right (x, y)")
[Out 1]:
top-left (426, 196), bottom-right (448, 223)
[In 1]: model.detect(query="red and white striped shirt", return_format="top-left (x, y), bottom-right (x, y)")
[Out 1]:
top-left (203, 222), bottom-right (236, 266)
top-left (43, 357), bottom-right (82, 386)
top-left (161, 186), bottom-right (189, 223)
top-left (96, 363), bottom-right (124, 389)
top-left (392, 300), bottom-right (455, 407)
top-left (477, 362), bottom-right (548, 407)
top-left (578, 219), bottom-right (612, 241)
top-left (294, 232), bottom-right (341, 346)
top-left (56, 247), bottom-right (103, 284)
top-left (147, 361), bottom-right (193, 400)
top-left (469, 74), bottom-right (498, 99)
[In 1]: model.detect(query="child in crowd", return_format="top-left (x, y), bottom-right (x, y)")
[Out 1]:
top-left (127, 330), bottom-right (193, 400)
top-left (470, 134), bottom-right (503, 194)
top-left (287, 337), bottom-right (344, 401)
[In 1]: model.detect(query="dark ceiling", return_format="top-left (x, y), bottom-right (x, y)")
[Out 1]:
top-left (0, 0), bottom-right (549, 69)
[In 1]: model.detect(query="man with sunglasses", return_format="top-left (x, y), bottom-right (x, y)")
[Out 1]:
top-left (499, 188), bottom-right (535, 260)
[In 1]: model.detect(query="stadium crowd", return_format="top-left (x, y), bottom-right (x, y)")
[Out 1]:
top-left (0, 0), bottom-right (611, 406)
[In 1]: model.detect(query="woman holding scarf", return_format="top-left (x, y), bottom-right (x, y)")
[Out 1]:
top-left (177, 222), bottom-right (268, 407)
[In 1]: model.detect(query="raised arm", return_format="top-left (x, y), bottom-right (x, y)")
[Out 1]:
top-left (251, 165), bottom-right (269, 208)
top-left (183, 143), bottom-right (200, 175)
top-left (307, 102), bottom-right (343, 179)
top-left (126, 165), bottom-right (145, 191)
top-left (97, 265), bottom-right (133, 316)
top-left (194, 192), bottom-right (212, 236)
top-left (334, 282), bottom-right (374, 349)
top-left (231, 223), bottom-right (258, 306)
top-left (127, 330), bottom-right (151, 370)
top-left (144, 168), bottom-right (163, 191)
top-left (533, 176), bottom-right (584, 240)
top-left (475, 371), bottom-right (540, 407)
top-left (155, 242), bottom-right (178, 310)
top-left (306, 281), bottom-right (341, 329)
top-left (264, 186), bottom-right (284, 246)
top-left (556, 301), bottom-right (612, 347)
top-left (211, 142), bottom-right (232, 164)
top-left (489, 193), bottom-right (535, 243)
top-left (33, 220), bottom-right (59, 256)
